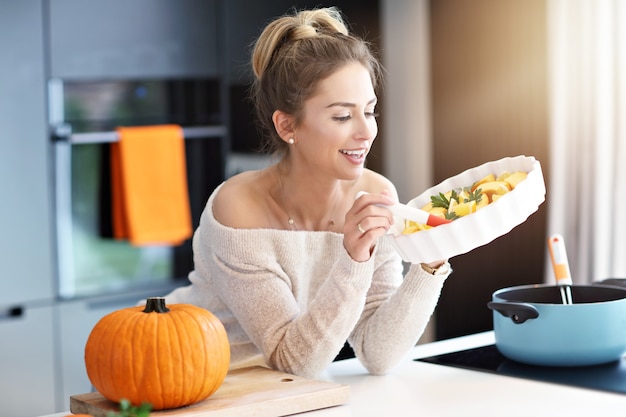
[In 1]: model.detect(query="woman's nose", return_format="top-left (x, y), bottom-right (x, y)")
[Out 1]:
top-left (355, 115), bottom-right (377, 141)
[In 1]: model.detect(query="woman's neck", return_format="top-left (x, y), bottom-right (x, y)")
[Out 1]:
top-left (274, 162), bottom-right (351, 231)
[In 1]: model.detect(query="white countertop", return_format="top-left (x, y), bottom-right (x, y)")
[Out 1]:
top-left (42, 331), bottom-right (626, 417)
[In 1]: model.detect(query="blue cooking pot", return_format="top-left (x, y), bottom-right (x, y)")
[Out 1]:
top-left (488, 284), bottom-right (626, 366)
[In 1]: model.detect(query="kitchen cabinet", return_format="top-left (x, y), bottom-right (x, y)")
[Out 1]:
top-left (48, 0), bottom-right (220, 79)
top-left (55, 296), bottom-right (132, 411)
top-left (0, 4), bottom-right (56, 416)
top-left (0, 304), bottom-right (56, 417)
top-left (0, 0), bottom-right (54, 307)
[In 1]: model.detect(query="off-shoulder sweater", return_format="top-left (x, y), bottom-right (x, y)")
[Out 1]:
top-left (165, 185), bottom-right (451, 378)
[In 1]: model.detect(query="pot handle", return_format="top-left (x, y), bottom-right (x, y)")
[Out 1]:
top-left (487, 301), bottom-right (539, 324)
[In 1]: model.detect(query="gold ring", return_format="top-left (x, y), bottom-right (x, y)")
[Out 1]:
top-left (357, 223), bottom-right (366, 234)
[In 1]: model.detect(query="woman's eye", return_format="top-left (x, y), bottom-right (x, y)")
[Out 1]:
top-left (332, 110), bottom-right (378, 122)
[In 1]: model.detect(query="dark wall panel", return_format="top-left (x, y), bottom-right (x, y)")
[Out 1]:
top-left (429, 0), bottom-right (549, 339)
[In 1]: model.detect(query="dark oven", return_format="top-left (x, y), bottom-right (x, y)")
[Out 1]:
top-left (49, 77), bottom-right (226, 299)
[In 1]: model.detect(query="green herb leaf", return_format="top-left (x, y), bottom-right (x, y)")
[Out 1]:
top-left (464, 188), bottom-right (483, 203)
top-left (449, 189), bottom-right (460, 204)
top-left (431, 192), bottom-right (450, 209)
top-left (444, 211), bottom-right (460, 221)
top-left (106, 399), bottom-right (152, 417)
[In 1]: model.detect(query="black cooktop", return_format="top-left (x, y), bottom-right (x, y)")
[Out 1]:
top-left (416, 344), bottom-right (626, 395)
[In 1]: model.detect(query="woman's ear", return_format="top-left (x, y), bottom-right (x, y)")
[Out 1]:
top-left (272, 110), bottom-right (295, 143)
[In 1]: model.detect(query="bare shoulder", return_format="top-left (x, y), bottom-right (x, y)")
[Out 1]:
top-left (356, 168), bottom-right (399, 201)
top-left (213, 170), bottom-right (272, 229)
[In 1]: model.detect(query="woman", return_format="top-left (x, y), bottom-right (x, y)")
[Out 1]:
top-left (165, 7), bottom-right (451, 378)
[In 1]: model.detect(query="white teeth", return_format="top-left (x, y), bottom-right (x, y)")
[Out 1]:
top-left (341, 149), bottom-right (365, 157)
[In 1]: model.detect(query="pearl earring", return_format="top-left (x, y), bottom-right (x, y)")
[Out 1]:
top-left (288, 138), bottom-right (295, 144)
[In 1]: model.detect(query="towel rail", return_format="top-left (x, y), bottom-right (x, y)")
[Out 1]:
top-left (52, 124), bottom-right (227, 144)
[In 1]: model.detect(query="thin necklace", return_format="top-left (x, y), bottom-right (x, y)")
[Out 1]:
top-left (277, 172), bottom-right (297, 228)
top-left (277, 169), bottom-right (338, 231)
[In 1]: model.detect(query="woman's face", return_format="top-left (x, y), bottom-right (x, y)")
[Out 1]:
top-left (293, 62), bottom-right (378, 181)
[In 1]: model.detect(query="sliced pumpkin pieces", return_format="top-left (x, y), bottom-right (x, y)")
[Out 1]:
top-left (403, 170), bottom-right (528, 234)
top-left (503, 171), bottom-right (527, 189)
top-left (477, 181), bottom-right (511, 202)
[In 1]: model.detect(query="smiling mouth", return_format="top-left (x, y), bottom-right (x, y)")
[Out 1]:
top-left (340, 149), bottom-right (367, 158)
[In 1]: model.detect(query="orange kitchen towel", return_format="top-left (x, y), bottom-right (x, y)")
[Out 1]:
top-left (111, 125), bottom-right (192, 246)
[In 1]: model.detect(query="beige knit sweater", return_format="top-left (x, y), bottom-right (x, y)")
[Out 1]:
top-left (165, 185), bottom-right (451, 378)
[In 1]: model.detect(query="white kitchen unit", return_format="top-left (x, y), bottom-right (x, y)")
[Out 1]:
top-left (0, 2), bottom-right (56, 415)
top-left (0, 2), bottom-right (53, 308)
top-left (0, 304), bottom-right (56, 417)
top-left (55, 296), bottom-right (134, 411)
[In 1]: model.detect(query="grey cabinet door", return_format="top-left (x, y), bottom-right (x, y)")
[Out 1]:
top-left (0, 0), bottom-right (54, 306)
top-left (48, 0), bottom-right (220, 79)
top-left (0, 304), bottom-right (56, 417)
top-left (56, 297), bottom-right (129, 410)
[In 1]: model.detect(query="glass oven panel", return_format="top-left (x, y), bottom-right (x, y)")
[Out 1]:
top-left (51, 78), bottom-right (224, 298)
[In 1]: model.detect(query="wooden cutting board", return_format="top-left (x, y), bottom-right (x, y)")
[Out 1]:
top-left (69, 366), bottom-right (350, 416)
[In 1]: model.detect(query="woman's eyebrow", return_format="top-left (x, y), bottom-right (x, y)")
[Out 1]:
top-left (325, 98), bottom-right (378, 108)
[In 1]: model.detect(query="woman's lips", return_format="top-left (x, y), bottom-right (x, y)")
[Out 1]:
top-left (340, 148), bottom-right (367, 163)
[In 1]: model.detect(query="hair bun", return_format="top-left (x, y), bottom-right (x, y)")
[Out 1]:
top-left (252, 7), bottom-right (348, 80)
top-left (291, 8), bottom-right (348, 40)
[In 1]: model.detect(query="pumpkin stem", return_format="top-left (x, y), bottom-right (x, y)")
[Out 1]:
top-left (143, 297), bottom-right (170, 313)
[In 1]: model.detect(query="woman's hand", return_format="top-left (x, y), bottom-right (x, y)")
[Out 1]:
top-left (343, 191), bottom-right (395, 262)
top-left (419, 260), bottom-right (449, 275)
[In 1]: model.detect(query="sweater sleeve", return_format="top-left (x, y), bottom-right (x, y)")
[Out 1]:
top-left (347, 238), bottom-right (451, 375)
top-left (212, 247), bottom-right (380, 377)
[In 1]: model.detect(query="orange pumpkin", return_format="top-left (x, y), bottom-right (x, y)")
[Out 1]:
top-left (84, 297), bottom-right (230, 410)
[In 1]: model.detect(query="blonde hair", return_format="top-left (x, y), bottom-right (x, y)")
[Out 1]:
top-left (250, 7), bottom-right (382, 155)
